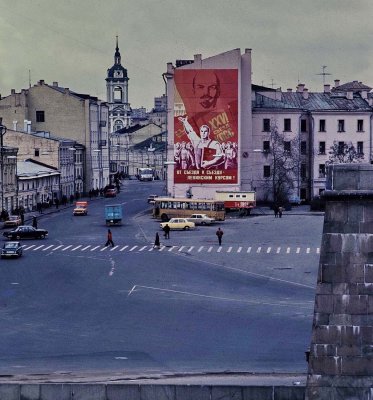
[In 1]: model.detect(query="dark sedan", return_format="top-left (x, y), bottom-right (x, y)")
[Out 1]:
top-left (1, 241), bottom-right (23, 258)
top-left (3, 225), bottom-right (48, 240)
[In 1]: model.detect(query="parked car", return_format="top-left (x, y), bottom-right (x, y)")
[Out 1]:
top-left (147, 194), bottom-right (158, 204)
top-left (1, 241), bottom-right (23, 258)
top-left (104, 188), bottom-right (117, 198)
top-left (3, 215), bottom-right (22, 228)
top-left (187, 213), bottom-right (215, 225)
top-left (160, 218), bottom-right (195, 231)
top-left (288, 195), bottom-right (301, 205)
top-left (3, 225), bottom-right (48, 240)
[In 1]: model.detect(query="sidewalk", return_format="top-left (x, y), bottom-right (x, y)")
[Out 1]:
top-left (250, 204), bottom-right (324, 217)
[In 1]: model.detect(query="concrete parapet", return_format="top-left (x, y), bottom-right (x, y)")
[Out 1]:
top-left (306, 164), bottom-right (373, 399)
top-left (0, 383), bottom-right (305, 400)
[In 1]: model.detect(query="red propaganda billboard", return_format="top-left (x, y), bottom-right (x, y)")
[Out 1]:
top-left (173, 69), bottom-right (238, 184)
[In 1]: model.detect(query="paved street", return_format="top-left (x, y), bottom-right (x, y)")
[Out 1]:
top-left (0, 180), bottom-right (324, 381)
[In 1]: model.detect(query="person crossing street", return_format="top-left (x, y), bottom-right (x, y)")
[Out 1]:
top-left (105, 229), bottom-right (114, 247)
top-left (216, 227), bottom-right (224, 246)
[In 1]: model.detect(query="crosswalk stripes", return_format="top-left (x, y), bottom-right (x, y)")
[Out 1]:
top-left (20, 243), bottom-right (322, 256)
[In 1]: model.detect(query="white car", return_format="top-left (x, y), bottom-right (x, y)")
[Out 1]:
top-left (160, 218), bottom-right (195, 231)
top-left (187, 213), bottom-right (215, 225)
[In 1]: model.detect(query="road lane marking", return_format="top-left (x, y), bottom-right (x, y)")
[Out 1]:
top-left (100, 247), bottom-right (108, 251)
top-left (71, 245), bottom-right (82, 251)
top-left (286, 247), bottom-right (291, 253)
top-left (159, 246), bottom-right (166, 251)
top-left (139, 246), bottom-right (147, 251)
top-left (208, 246), bottom-right (213, 252)
top-left (276, 247), bottom-right (281, 254)
top-left (217, 247), bottom-right (222, 252)
top-left (42, 245), bottom-right (54, 251)
top-left (316, 247), bottom-right (320, 254)
top-left (81, 245), bottom-right (91, 251)
top-left (129, 246), bottom-right (138, 252)
top-left (198, 246), bottom-right (204, 252)
top-left (187, 246), bottom-right (194, 252)
top-left (306, 247), bottom-right (310, 254)
top-left (178, 246), bottom-right (185, 252)
top-left (257, 247), bottom-right (261, 253)
top-left (227, 246), bottom-right (232, 253)
top-left (90, 246), bottom-right (100, 251)
top-left (296, 247), bottom-right (300, 254)
top-left (120, 246), bottom-right (128, 252)
top-left (61, 245), bottom-right (72, 251)
top-left (168, 246), bottom-right (176, 252)
top-left (267, 247), bottom-right (271, 253)
top-left (110, 245), bottom-right (119, 251)
top-left (51, 245), bottom-right (63, 251)
top-left (237, 247), bottom-right (242, 253)
top-left (247, 247), bottom-right (251, 253)
top-left (33, 245), bottom-right (44, 251)
top-left (23, 245), bottom-right (35, 251)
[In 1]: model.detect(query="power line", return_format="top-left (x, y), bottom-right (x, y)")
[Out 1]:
top-left (316, 66), bottom-right (332, 85)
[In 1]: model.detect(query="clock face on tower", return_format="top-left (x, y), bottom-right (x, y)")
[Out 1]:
top-left (115, 70), bottom-right (123, 78)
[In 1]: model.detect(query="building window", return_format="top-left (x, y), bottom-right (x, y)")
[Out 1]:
top-left (319, 119), bottom-right (326, 132)
top-left (263, 141), bottom-right (270, 153)
top-left (36, 111), bottom-right (45, 122)
top-left (319, 164), bottom-right (326, 178)
top-left (263, 118), bottom-right (270, 132)
top-left (301, 141), bottom-right (307, 155)
top-left (284, 141), bottom-right (291, 153)
top-left (34, 149), bottom-right (40, 157)
top-left (301, 163), bottom-right (307, 180)
top-left (319, 142), bottom-right (326, 155)
top-left (263, 165), bottom-right (271, 178)
top-left (284, 118), bottom-right (291, 131)
top-left (357, 141), bottom-right (364, 154)
top-left (338, 141), bottom-right (345, 155)
top-left (301, 119), bottom-right (307, 132)
top-left (357, 119), bottom-right (364, 132)
top-left (338, 120), bottom-right (345, 132)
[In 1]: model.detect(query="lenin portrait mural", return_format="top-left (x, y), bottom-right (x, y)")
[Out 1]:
top-left (173, 69), bottom-right (238, 184)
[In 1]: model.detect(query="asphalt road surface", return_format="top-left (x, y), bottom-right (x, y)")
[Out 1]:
top-left (0, 180), bottom-right (323, 380)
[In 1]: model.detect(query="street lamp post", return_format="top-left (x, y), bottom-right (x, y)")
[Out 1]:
top-left (0, 118), bottom-right (7, 212)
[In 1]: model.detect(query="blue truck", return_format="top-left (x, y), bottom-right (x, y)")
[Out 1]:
top-left (105, 204), bottom-right (122, 226)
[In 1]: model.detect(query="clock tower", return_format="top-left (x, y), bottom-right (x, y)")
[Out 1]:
top-left (106, 36), bottom-right (131, 132)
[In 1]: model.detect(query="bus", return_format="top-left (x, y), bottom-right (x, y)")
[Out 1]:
top-left (138, 168), bottom-right (154, 181)
top-left (215, 191), bottom-right (256, 215)
top-left (153, 197), bottom-right (225, 222)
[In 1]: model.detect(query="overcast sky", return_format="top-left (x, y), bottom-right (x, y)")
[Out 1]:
top-left (1, 0), bottom-right (373, 110)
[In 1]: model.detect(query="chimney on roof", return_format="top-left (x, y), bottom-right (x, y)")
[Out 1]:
top-left (369, 98), bottom-right (373, 106)
top-left (65, 88), bottom-right (70, 94)
top-left (296, 83), bottom-right (305, 92)
top-left (302, 88), bottom-right (309, 99)
top-left (334, 79), bottom-right (340, 88)
top-left (53, 82), bottom-right (58, 87)
top-left (11, 89), bottom-right (15, 95)
top-left (287, 88), bottom-right (292, 92)
top-left (324, 84), bottom-right (331, 93)
top-left (361, 91), bottom-right (368, 99)
top-left (347, 91), bottom-right (353, 100)
top-left (13, 121), bottom-right (17, 131)
top-left (194, 54), bottom-right (202, 62)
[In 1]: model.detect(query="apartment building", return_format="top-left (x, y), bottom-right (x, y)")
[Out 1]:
top-left (0, 80), bottom-right (109, 193)
top-left (252, 81), bottom-right (372, 201)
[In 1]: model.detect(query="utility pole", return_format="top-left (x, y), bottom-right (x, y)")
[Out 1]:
top-left (0, 118), bottom-right (7, 212)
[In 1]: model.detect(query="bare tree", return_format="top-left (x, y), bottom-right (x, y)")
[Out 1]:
top-left (262, 119), bottom-right (300, 204)
top-left (327, 141), bottom-right (364, 164)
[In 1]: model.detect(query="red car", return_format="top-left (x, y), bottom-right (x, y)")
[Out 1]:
top-left (104, 188), bottom-right (117, 198)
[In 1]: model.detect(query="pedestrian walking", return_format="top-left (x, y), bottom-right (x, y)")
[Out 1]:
top-left (274, 204), bottom-right (279, 218)
top-left (20, 213), bottom-right (24, 225)
top-left (154, 232), bottom-right (161, 249)
top-left (278, 206), bottom-right (283, 218)
top-left (105, 229), bottom-right (114, 247)
top-left (32, 216), bottom-right (38, 229)
top-left (163, 224), bottom-right (170, 239)
top-left (216, 227), bottom-right (224, 246)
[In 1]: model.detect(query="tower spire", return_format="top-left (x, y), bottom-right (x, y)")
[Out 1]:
top-left (114, 36), bottom-right (121, 65)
